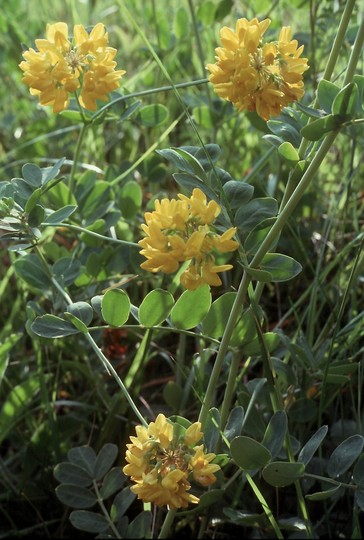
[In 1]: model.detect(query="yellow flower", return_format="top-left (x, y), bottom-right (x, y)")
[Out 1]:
top-left (206, 18), bottom-right (309, 120)
top-left (19, 22), bottom-right (125, 113)
top-left (139, 188), bottom-right (238, 290)
top-left (123, 414), bottom-right (220, 509)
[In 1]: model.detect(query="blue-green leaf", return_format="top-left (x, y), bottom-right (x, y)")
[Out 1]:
top-left (231, 436), bottom-right (272, 471)
top-left (298, 425), bottom-right (328, 465)
top-left (260, 253), bottom-right (302, 282)
top-left (55, 484), bottom-right (97, 509)
top-left (262, 461), bottom-right (305, 487)
top-left (69, 511), bottom-right (109, 533)
top-left (31, 315), bottom-right (80, 338)
top-left (327, 435), bottom-right (364, 478)
top-left (262, 411), bottom-right (288, 458)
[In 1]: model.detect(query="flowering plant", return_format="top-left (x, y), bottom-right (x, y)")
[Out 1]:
top-left (1, 3), bottom-right (363, 539)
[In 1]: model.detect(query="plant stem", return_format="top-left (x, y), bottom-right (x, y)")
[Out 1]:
top-left (50, 277), bottom-right (148, 427)
top-left (158, 508), bottom-right (177, 539)
top-left (245, 472), bottom-right (284, 539)
top-left (67, 120), bottom-right (89, 204)
top-left (93, 480), bottom-right (122, 538)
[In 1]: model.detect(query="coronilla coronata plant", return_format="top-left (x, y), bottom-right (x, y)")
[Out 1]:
top-left (139, 188), bottom-right (239, 290)
top-left (19, 22), bottom-right (125, 113)
top-left (123, 414), bottom-right (220, 509)
top-left (206, 18), bottom-right (309, 120)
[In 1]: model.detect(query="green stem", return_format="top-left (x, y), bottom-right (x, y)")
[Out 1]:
top-left (50, 277), bottom-right (148, 427)
top-left (92, 79), bottom-right (208, 122)
top-left (41, 222), bottom-right (140, 248)
top-left (219, 350), bottom-right (241, 429)
top-left (198, 272), bottom-right (250, 427)
top-left (67, 120), bottom-right (89, 204)
top-left (245, 472), bottom-right (284, 539)
top-left (158, 508), bottom-right (177, 539)
top-left (187, 0), bottom-right (213, 109)
top-left (93, 480), bottom-right (122, 538)
top-left (201, 130), bottom-right (338, 428)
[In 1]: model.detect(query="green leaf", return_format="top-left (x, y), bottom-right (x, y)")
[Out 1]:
top-left (66, 302), bottom-right (94, 327)
top-left (223, 180), bottom-right (254, 210)
top-left (197, 1), bottom-right (217, 25)
top-left (235, 197), bottom-right (278, 235)
top-left (139, 288), bottom-right (174, 326)
top-left (53, 463), bottom-right (93, 487)
top-left (137, 104), bottom-right (169, 127)
top-left (327, 435), bottom-right (364, 478)
top-left (69, 511), bottom-right (109, 533)
top-left (0, 378), bottom-right (41, 444)
top-left (198, 489), bottom-right (224, 510)
top-left (13, 253), bottom-right (51, 289)
top-left (353, 454), bottom-right (364, 485)
top-left (242, 332), bottom-right (280, 356)
top-left (112, 487), bottom-right (136, 519)
top-left (52, 257), bottom-right (81, 286)
top-left (242, 265), bottom-right (273, 283)
top-left (201, 292), bottom-right (237, 338)
top-left (215, 0), bottom-right (234, 20)
top-left (68, 446), bottom-right (96, 476)
top-left (22, 163), bottom-right (42, 187)
top-left (24, 187), bottom-right (42, 214)
top-left (163, 381), bottom-right (183, 410)
top-left (298, 425), bottom-right (328, 465)
top-left (43, 205), bottom-right (77, 224)
top-left (305, 485), bottom-right (342, 501)
top-left (278, 142), bottom-right (300, 164)
top-left (41, 157), bottom-right (66, 185)
top-left (55, 484), bottom-right (97, 509)
top-left (174, 6), bottom-right (189, 39)
top-left (223, 406), bottom-right (245, 442)
top-left (157, 147), bottom-right (206, 179)
top-left (317, 80), bottom-right (340, 113)
top-left (100, 467), bottom-right (126, 499)
top-left (94, 443), bottom-right (118, 481)
top-left (332, 82), bottom-right (358, 115)
top-left (170, 284), bottom-right (211, 329)
top-left (260, 253), bottom-right (302, 282)
top-left (230, 306), bottom-right (260, 347)
top-left (28, 204), bottom-right (45, 227)
top-left (31, 315), bottom-right (80, 338)
top-left (300, 114), bottom-right (341, 141)
top-left (244, 218), bottom-right (278, 256)
top-left (101, 289), bottom-right (131, 327)
top-left (262, 411), bottom-right (288, 458)
top-left (230, 436), bottom-right (272, 471)
top-left (355, 489), bottom-right (364, 511)
top-left (120, 180), bottom-right (142, 219)
top-left (262, 461), bottom-right (305, 487)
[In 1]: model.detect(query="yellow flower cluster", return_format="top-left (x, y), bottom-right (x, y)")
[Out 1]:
top-left (139, 188), bottom-right (238, 290)
top-left (206, 18), bottom-right (309, 121)
top-left (19, 22), bottom-right (125, 113)
top-left (123, 414), bottom-right (220, 509)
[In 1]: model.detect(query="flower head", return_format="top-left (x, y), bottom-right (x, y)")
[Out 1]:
top-left (19, 22), bottom-right (125, 113)
top-left (139, 188), bottom-right (238, 290)
top-left (206, 18), bottom-right (309, 120)
top-left (123, 414), bottom-right (220, 509)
